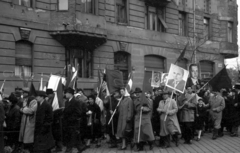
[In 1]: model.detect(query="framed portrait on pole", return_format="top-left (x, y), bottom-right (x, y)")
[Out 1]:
top-left (151, 71), bottom-right (161, 88)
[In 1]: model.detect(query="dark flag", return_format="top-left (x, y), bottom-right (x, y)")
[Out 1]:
top-left (175, 42), bottom-right (189, 64)
top-left (208, 67), bottom-right (232, 91)
top-left (29, 82), bottom-right (37, 96)
top-left (106, 69), bottom-right (124, 93)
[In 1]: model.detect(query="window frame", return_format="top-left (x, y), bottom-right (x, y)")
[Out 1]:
top-left (204, 0), bottom-right (210, 13)
top-left (179, 11), bottom-right (188, 36)
top-left (203, 17), bottom-right (210, 40)
top-left (58, 0), bottom-right (69, 11)
top-left (116, 0), bottom-right (129, 24)
top-left (18, 0), bottom-right (34, 8)
top-left (227, 22), bottom-right (233, 43)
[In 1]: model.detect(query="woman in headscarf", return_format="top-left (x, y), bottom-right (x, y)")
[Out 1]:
top-left (85, 95), bottom-right (102, 148)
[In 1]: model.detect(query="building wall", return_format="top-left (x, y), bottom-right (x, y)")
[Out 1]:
top-left (0, 0), bottom-right (238, 94)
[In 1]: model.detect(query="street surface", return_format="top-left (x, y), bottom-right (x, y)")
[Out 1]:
top-left (58, 130), bottom-right (240, 153)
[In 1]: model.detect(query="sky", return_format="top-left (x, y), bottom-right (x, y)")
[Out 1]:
top-left (225, 0), bottom-right (240, 69)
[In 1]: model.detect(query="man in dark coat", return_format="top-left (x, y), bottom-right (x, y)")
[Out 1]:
top-left (0, 100), bottom-right (5, 153)
top-left (33, 91), bottom-right (55, 153)
top-left (152, 88), bottom-right (163, 136)
top-left (63, 87), bottom-right (86, 153)
top-left (46, 88), bottom-right (64, 152)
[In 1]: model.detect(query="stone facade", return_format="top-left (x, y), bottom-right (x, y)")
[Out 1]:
top-left (0, 0), bottom-right (238, 94)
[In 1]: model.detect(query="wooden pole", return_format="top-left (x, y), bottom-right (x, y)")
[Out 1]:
top-left (164, 91), bottom-right (174, 121)
top-left (108, 96), bottom-right (123, 125)
top-left (137, 107), bottom-right (143, 143)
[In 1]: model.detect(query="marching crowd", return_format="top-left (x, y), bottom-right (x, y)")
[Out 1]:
top-left (0, 82), bottom-right (240, 153)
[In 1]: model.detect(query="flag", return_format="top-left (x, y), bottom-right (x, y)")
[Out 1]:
top-left (29, 82), bottom-right (37, 96)
top-left (0, 80), bottom-right (5, 93)
top-left (65, 64), bottom-right (73, 88)
top-left (39, 73), bottom-right (43, 91)
top-left (207, 67), bottom-right (232, 92)
top-left (21, 66), bottom-right (28, 87)
top-left (52, 79), bottom-right (64, 111)
top-left (125, 72), bottom-right (133, 96)
top-left (106, 69), bottom-right (124, 94)
top-left (68, 68), bottom-right (78, 90)
top-left (175, 42), bottom-right (189, 64)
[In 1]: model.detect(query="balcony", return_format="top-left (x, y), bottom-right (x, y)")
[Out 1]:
top-left (49, 12), bottom-right (107, 50)
top-left (144, 0), bottom-right (171, 7)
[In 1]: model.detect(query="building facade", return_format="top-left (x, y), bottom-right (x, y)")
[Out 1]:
top-left (0, 0), bottom-right (238, 94)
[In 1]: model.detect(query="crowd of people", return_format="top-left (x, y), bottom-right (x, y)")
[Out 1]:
top-left (0, 82), bottom-right (239, 153)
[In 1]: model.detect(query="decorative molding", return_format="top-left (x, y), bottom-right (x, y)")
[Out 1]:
top-left (19, 27), bottom-right (31, 40)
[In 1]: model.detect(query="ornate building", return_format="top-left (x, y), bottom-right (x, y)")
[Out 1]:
top-left (0, 0), bottom-right (238, 94)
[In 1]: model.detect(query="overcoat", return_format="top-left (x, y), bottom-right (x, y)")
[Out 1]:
top-left (19, 98), bottom-right (38, 143)
top-left (209, 95), bottom-right (225, 129)
top-left (158, 98), bottom-right (181, 136)
top-left (0, 102), bottom-right (5, 153)
top-left (228, 95), bottom-right (240, 126)
top-left (33, 100), bottom-right (55, 152)
top-left (178, 93), bottom-right (196, 122)
top-left (133, 96), bottom-right (154, 142)
top-left (116, 96), bottom-right (133, 138)
top-left (62, 97), bottom-right (82, 146)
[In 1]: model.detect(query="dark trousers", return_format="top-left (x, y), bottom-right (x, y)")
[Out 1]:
top-left (183, 122), bottom-right (193, 143)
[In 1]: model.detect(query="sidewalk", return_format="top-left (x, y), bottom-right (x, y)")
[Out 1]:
top-left (60, 131), bottom-right (240, 153)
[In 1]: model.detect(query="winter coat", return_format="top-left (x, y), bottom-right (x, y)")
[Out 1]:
top-left (178, 93), bottom-right (196, 122)
top-left (6, 104), bottom-right (21, 131)
top-left (33, 100), bottom-right (55, 152)
top-left (85, 102), bottom-right (102, 139)
top-left (228, 95), bottom-right (240, 126)
top-left (158, 98), bottom-right (181, 136)
top-left (209, 95), bottom-right (225, 129)
top-left (133, 96), bottom-right (154, 142)
top-left (0, 102), bottom-right (5, 153)
top-left (116, 96), bottom-right (133, 138)
top-left (19, 98), bottom-right (38, 143)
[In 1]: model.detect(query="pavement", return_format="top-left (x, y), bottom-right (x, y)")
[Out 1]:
top-left (58, 130), bottom-right (240, 153)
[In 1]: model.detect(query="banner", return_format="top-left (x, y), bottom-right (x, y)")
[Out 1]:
top-left (47, 75), bottom-right (61, 91)
top-left (106, 69), bottom-right (124, 93)
top-left (151, 71), bottom-right (161, 87)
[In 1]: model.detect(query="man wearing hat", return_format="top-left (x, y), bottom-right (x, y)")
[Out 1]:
top-left (133, 87), bottom-right (154, 151)
top-left (158, 91), bottom-right (181, 148)
top-left (46, 88), bottom-right (55, 106)
top-left (62, 87), bottom-right (86, 153)
top-left (207, 90), bottom-right (225, 140)
top-left (19, 87), bottom-right (38, 153)
top-left (33, 91), bottom-right (55, 153)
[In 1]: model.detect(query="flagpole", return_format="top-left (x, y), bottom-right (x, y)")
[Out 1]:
top-left (109, 96), bottom-right (114, 135)
top-left (108, 96), bottom-right (123, 125)
top-left (137, 107), bottom-right (142, 143)
top-left (0, 80), bottom-right (6, 92)
top-left (164, 91), bottom-right (174, 121)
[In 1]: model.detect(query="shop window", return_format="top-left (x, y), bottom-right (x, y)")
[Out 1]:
top-left (203, 17), bottom-right (210, 39)
top-left (200, 60), bottom-right (214, 79)
top-left (179, 11), bottom-right (187, 36)
top-left (146, 6), bottom-right (167, 32)
top-left (58, 0), bottom-right (68, 11)
top-left (15, 40), bottom-right (32, 77)
top-left (66, 49), bottom-right (93, 78)
top-left (19, 0), bottom-right (33, 7)
top-left (116, 0), bottom-right (128, 24)
top-left (228, 22), bottom-right (233, 43)
top-left (78, 0), bottom-right (96, 14)
top-left (114, 51), bottom-right (130, 84)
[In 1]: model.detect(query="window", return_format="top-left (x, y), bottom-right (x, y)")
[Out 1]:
top-left (146, 6), bottom-right (167, 32)
top-left (66, 49), bottom-right (93, 78)
top-left (116, 0), bottom-right (127, 23)
top-left (203, 18), bottom-right (210, 39)
top-left (19, 0), bottom-right (33, 7)
top-left (204, 0), bottom-right (210, 13)
top-left (228, 22), bottom-right (233, 43)
top-left (114, 51), bottom-right (130, 84)
top-left (179, 0), bottom-right (186, 6)
top-left (15, 40), bottom-right (32, 77)
top-left (58, 0), bottom-right (68, 11)
top-left (200, 60), bottom-right (214, 79)
top-left (179, 11), bottom-right (187, 36)
top-left (79, 0), bottom-right (95, 14)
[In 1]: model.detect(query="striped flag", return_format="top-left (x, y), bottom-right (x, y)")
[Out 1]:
top-left (52, 79), bottom-right (64, 111)
top-left (68, 68), bottom-right (78, 90)
top-left (125, 72), bottom-right (133, 96)
top-left (39, 73), bottom-right (43, 91)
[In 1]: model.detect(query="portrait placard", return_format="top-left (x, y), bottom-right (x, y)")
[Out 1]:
top-left (151, 71), bottom-right (161, 87)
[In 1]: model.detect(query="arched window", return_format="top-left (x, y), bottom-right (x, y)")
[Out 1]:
top-left (177, 58), bottom-right (188, 70)
top-left (15, 40), bottom-right (32, 77)
top-left (144, 55), bottom-right (165, 92)
top-left (200, 60), bottom-right (214, 79)
top-left (114, 51), bottom-right (131, 84)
